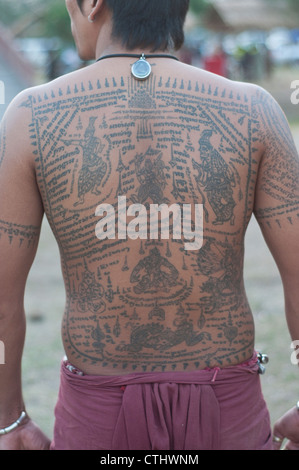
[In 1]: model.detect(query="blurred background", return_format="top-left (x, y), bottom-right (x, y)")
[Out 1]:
top-left (0, 0), bottom-right (299, 443)
top-left (1, 0), bottom-right (299, 120)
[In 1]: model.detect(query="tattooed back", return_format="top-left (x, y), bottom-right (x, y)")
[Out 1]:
top-left (17, 59), bottom-right (299, 374)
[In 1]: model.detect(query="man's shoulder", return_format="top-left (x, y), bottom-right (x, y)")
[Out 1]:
top-left (180, 62), bottom-right (269, 102)
top-left (8, 67), bottom-right (88, 111)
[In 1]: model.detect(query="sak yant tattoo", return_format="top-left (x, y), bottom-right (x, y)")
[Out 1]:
top-left (253, 91), bottom-right (299, 228)
top-left (19, 73), bottom-right (298, 371)
top-left (0, 219), bottom-right (40, 247)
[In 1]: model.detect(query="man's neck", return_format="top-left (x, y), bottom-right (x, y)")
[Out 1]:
top-left (94, 24), bottom-right (168, 62)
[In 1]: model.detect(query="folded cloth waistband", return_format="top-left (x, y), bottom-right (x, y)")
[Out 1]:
top-left (62, 352), bottom-right (259, 388)
top-left (54, 352), bottom-right (270, 450)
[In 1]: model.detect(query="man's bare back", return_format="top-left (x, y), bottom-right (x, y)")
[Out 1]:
top-left (10, 58), bottom-right (294, 375)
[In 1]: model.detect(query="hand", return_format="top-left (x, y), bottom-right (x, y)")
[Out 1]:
top-left (0, 417), bottom-right (51, 450)
top-left (273, 406), bottom-right (299, 450)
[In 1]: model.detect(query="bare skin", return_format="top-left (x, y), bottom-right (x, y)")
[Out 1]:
top-left (1, 0), bottom-right (299, 450)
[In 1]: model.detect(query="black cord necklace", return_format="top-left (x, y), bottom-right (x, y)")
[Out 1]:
top-left (96, 53), bottom-right (179, 81)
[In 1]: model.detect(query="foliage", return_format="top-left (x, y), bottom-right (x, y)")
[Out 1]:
top-left (190, 0), bottom-right (299, 16)
top-left (266, 0), bottom-right (299, 13)
top-left (290, 0), bottom-right (299, 11)
top-left (41, 1), bottom-right (73, 44)
top-left (189, 0), bottom-right (210, 15)
top-left (0, 0), bottom-right (25, 24)
top-left (0, 0), bottom-right (72, 43)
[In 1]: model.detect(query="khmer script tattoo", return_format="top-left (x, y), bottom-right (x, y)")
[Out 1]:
top-left (0, 219), bottom-right (40, 247)
top-left (253, 91), bottom-right (299, 228)
top-left (0, 118), bottom-right (40, 247)
top-left (18, 71), bottom-right (298, 372)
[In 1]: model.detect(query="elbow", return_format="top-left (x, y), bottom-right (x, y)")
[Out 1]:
top-left (0, 298), bottom-right (25, 321)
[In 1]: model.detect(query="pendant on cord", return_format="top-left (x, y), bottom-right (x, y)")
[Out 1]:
top-left (131, 54), bottom-right (152, 81)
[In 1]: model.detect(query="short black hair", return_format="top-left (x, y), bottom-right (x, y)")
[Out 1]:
top-left (76, 0), bottom-right (189, 51)
top-left (106, 0), bottom-right (189, 51)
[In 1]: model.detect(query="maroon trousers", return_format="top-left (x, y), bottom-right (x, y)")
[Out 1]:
top-left (50, 355), bottom-right (273, 450)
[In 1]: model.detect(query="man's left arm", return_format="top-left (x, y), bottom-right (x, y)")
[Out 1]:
top-left (0, 92), bottom-right (50, 450)
top-left (253, 87), bottom-right (299, 450)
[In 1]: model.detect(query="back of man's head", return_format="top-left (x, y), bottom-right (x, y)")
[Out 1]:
top-left (106, 0), bottom-right (189, 51)
top-left (77, 0), bottom-right (190, 51)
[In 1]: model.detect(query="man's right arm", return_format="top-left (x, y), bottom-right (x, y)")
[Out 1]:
top-left (0, 92), bottom-right (50, 450)
top-left (253, 87), bottom-right (299, 449)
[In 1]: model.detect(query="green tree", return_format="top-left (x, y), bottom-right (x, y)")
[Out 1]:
top-left (285, 0), bottom-right (299, 12)
top-left (0, 0), bottom-right (72, 43)
top-left (266, 0), bottom-right (299, 13)
top-left (41, 1), bottom-right (73, 44)
top-left (189, 0), bottom-right (210, 15)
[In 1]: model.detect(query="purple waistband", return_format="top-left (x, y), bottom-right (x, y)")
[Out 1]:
top-left (62, 352), bottom-right (259, 387)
